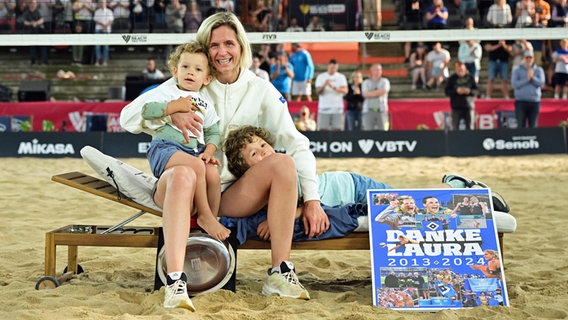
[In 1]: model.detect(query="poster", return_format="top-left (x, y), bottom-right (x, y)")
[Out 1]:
top-left (368, 188), bottom-right (509, 310)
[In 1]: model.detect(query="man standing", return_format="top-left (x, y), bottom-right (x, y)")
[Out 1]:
top-left (362, 63), bottom-right (390, 131)
top-left (289, 43), bottom-right (315, 102)
top-left (484, 39), bottom-right (512, 99)
top-left (511, 51), bottom-right (546, 128)
top-left (270, 51), bottom-right (294, 102)
top-left (445, 62), bottom-right (478, 130)
top-left (315, 59), bottom-right (348, 131)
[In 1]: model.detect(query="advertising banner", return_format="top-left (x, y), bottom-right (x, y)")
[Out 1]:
top-left (368, 188), bottom-right (509, 310)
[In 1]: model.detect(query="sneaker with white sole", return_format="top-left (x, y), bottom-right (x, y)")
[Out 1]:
top-left (163, 274), bottom-right (196, 311)
top-left (442, 173), bottom-right (510, 213)
top-left (262, 261), bottom-right (310, 300)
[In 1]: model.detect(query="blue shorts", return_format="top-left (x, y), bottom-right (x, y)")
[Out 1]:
top-left (350, 173), bottom-right (393, 204)
top-left (147, 139), bottom-right (203, 178)
top-left (488, 60), bottom-right (509, 80)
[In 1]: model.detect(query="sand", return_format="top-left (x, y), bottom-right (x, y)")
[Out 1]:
top-left (1, 155), bottom-right (567, 320)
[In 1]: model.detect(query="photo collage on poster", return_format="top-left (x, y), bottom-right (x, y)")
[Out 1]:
top-left (367, 188), bottom-right (508, 310)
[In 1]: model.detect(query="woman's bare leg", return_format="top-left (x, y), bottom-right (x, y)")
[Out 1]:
top-left (162, 152), bottom-right (229, 240)
top-left (220, 153), bottom-right (297, 267)
top-left (153, 166), bottom-right (196, 273)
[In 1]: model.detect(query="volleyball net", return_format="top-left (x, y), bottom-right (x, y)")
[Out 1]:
top-left (1, 28), bottom-right (567, 47)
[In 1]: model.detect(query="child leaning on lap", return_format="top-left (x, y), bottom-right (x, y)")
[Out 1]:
top-left (141, 41), bottom-right (230, 241)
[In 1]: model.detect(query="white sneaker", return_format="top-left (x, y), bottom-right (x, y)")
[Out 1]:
top-left (163, 279), bottom-right (196, 311)
top-left (261, 261), bottom-right (310, 300)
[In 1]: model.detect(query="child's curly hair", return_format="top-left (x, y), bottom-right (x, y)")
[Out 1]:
top-left (223, 125), bottom-right (275, 178)
top-left (167, 41), bottom-right (216, 77)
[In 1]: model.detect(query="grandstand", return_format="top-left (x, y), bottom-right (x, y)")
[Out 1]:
top-left (0, 0), bottom-right (563, 102)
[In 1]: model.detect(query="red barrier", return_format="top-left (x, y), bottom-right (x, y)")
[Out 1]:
top-left (1, 99), bottom-right (567, 132)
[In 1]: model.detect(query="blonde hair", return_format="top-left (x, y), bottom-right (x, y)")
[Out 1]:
top-left (166, 41), bottom-right (214, 77)
top-left (196, 12), bottom-right (253, 69)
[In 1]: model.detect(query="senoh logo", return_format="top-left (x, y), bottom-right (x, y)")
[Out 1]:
top-left (482, 136), bottom-right (540, 151)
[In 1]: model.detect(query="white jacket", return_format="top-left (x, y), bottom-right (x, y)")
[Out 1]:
top-left (120, 68), bottom-right (320, 202)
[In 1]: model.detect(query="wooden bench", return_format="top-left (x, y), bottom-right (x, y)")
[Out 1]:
top-left (38, 172), bottom-right (373, 289)
top-left (40, 172), bottom-right (506, 289)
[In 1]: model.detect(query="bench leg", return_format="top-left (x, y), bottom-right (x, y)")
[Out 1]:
top-left (45, 233), bottom-right (56, 277)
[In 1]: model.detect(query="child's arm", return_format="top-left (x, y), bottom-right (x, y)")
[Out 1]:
top-left (199, 144), bottom-right (220, 166)
top-left (141, 97), bottom-right (194, 120)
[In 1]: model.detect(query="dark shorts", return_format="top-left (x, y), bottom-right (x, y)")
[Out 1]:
top-left (554, 72), bottom-right (568, 86)
top-left (147, 139), bottom-right (203, 178)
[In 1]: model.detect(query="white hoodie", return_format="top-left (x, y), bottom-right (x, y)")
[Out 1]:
top-left (120, 68), bottom-right (320, 202)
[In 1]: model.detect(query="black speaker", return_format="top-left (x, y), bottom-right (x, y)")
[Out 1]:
top-left (125, 74), bottom-right (164, 101)
top-left (18, 80), bottom-right (50, 102)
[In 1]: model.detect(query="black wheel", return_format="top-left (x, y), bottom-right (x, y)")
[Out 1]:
top-left (63, 264), bottom-right (85, 274)
top-left (35, 276), bottom-right (60, 290)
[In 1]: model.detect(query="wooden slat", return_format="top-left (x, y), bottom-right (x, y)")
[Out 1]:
top-left (52, 171), bottom-right (162, 217)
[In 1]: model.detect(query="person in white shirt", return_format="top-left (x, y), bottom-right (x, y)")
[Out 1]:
top-left (315, 59), bottom-right (348, 131)
top-left (121, 12), bottom-right (324, 306)
top-left (250, 53), bottom-right (270, 81)
top-left (362, 63), bottom-right (391, 131)
top-left (93, 0), bottom-right (113, 66)
top-left (142, 58), bottom-right (165, 80)
top-left (425, 42), bottom-right (451, 89)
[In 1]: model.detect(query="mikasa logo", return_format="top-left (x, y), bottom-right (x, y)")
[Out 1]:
top-left (358, 139), bottom-right (417, 154)
top-left (18, 139), bottom-right (75, 155)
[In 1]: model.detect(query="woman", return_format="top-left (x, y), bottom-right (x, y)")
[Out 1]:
top-left (470, 249), bottom-right (502, 279)
top-left (120, 12), bottom-right (327, 310)
top-left (409, 44), bottom-right (427, 90)
top-left (344, 70), bottom-right (364, 131)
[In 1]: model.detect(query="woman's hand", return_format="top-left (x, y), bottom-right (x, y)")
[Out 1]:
top-left (301, 200), bottom-right (329, 238)
top-left (256, 220), bottom-right (270, 240)
top-left (170, 111), bottom-right (203, 141)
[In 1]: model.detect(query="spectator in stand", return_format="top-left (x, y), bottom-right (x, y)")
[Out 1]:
top-left (362, 63), bottom-right (390, 131)
top-left (550, 0), bottom-right (568, 27)
top-left (295, 105), bottom-right (317, 131)
top-left (109, 0), bottom-right (130, 32)
top-left (165, 0), bottom-right (186, 33)
top-left (0, 0), bottom-right (16, 32)
top-left (486, 0), bottom-right (513, 28)
top-left (484, 39), bottom-right (512, 99)
top-left (305, 15), bottom-right (325, 31)
top-left (409, 42), bottom-right (427, 89)
top-left (424, 0), bottom-right (448, 29)
top-left (285, 17), bottom-right (303, 32)
top-left (344, 70), bottom-right (364, 131)
top-left (251, 53), bottom-right (270, 81)
top-left (37, 0), bottom-right (54, 33)
top-left (458, 39), bottom-right (483, 83)
top-left (402, 0), bottom-right (423, 62)
top-left (22, 0), bottom-right (48, 65)
top-left (14, 0), bottom-right (26, 31)
top-left (315, 59), bottom-right (348, 131)
top-left (425, 42), bottom-right (451, 89)
top-left (93, 0), bottom-right (113, 66)
top-left (72, 23), bottom-right (84, 65)
top-left (515, 0), bottom-right (535, 28)
top-left (257, 43), bottom-right (272, 74)
top-left (130, 0), bottom-right (148, 32)
top-left (533, 0), bottom-right (551, 26)
top-left (184, 0), bottom-right (202, 33)
top-left (445, 62), bottom-right (478, 131)
top-left (253, 0), bottom-right (272, 32)
top-left (363, 0), bottom-right (381, 30)
top-left (511, 51), bottom-right (546, 127)
top-left (459, 0), bottom-right (478, 18)
top-left (511, 39), bottom-right (534, 72)
top-left (289, 43), bottom-right (314, 102)
top-left (154, 0), bottom-right (167, 30)
top-left (142, 57), bottom-right (165, 80)
top-left (73, 0), bottom-right (94, 33)
top-left (220, 0), bottom-right (233, 12)
top-left (270, 50), bottom-right (294, 101)
top-left (551, 38), bottom-right (568, 99)
top-left (205, 0), bottom-right (226, 18)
